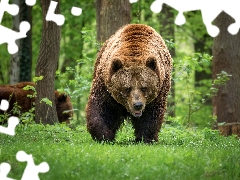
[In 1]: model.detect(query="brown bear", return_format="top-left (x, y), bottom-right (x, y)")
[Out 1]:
top-left (0, 82), bottom-right (73, 124)
top-left (86, 24), bottom-right (172, 143)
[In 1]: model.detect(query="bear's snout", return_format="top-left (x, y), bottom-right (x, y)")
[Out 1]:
top-left (133, 101), bottom-right (144, 117)
top-left (134, 102), bottom-right (143, 111)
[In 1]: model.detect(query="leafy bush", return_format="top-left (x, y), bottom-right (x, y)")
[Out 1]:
top-left (56, 29), bottom-right (98, 125)
top-left (170, 53), bottom-right (231, 128)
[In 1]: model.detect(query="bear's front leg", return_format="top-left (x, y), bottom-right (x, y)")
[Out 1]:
top-left (131, 103), bottom-right (164, 143)
top-left (86, 89), bottom-right (126, 142)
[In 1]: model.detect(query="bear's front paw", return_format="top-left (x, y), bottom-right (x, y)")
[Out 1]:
top-left (89, 127), bottom-right (116, 142)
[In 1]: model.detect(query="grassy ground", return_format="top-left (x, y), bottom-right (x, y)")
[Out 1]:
top-left (1, 122), bottom-right (240, 180)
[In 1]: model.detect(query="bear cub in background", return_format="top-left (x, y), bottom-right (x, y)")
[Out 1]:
top-left (0, 82), bottom-right (73, 124)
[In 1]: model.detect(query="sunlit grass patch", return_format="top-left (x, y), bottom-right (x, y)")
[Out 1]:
top-left (1, 123), bottom-right (240, 180)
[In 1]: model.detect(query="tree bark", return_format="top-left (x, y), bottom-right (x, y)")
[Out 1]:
top-left (35, 0), bottom-right (61, 124)
top-left (9, 0), bottom-right (32, 84)
top-left (9, 0), bottom-right (20, 84)
top-left (212, 12), bottom-right (240, 123)
top-left (96, 0), bottom-right (131, 42)
top-left (19, 1), bottom-right (32, 82)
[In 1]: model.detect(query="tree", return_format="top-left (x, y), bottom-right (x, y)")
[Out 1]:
top-left (96, 0), bottom-right (131, 42)
top-left (9, 0), bottom-right (20, 84)
top-left (212, 12), bottom-right (240, 125)
top-left (9, 0), bottom-right (32, 84)
top-left (35, 0), bottom-right (61, 124)
top-left (58, 1), bottom-right (96, 124)
top-left (19, 1), bottom-right (32, 82)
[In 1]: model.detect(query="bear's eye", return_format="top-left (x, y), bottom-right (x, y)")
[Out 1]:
top-left (124, 87), bottom-right (132, 94)
top-left (141, 87), bottom-right (147, 93)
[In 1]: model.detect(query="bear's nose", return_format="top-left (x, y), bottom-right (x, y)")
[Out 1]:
top-left (134, 102), bottom-right (143, 111)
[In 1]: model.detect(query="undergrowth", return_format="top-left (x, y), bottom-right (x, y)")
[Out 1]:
top-left (1, 123), bottom-right (240, 180)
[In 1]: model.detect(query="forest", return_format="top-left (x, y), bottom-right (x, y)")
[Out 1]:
top-left (0, 1), bottom-right (240, 179)
top-left (1, 0), bottom-right (239, 131)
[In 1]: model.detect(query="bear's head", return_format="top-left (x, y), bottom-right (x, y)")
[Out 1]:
top-left (107, 56), bottom-right (165, 117)
top-left (55, 92), bottom-right (73, 123)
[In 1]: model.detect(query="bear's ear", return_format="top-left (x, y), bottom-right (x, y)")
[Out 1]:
top-left (57, 93), bottom-right (67, 102)
top-left (146, 57), bottom-right (157, 71)
top-left (111, 59), bottom-right (122, 74)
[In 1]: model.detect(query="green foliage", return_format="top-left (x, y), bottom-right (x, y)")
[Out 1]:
top-left (171, 53), bottom-right (230, 127)
top-left (0, 93), bottom-right (22, 123)
top-left (0, 99), bottom-right (35, 125)
top-left (18, 84), bottom-right (36, 124)
top-left (56, 28), bottom-right (97, 125)
top-left (0, 1), bottom-right (230, 129)
top-left (40, 97), bottom-right (52, 107)
top-left (0, 11), bottom-right (11, 84)
top-left (1, 123), bottom-right (240, 179)
top-left (11, 102), bottom-right (22, 116)
top-left (0, 90), bottom-right (22, 122)
top-left (23, 85), bottom-right (36, 99)
top-left (182, 11), bottom-right (213, 53)
top-left (20, 107), bottom-right (35, 124)
top-left (33, 76), bottom-right (44, 83)
top-left (1, 3), bottom-right (238, 179)
top-left (211, 71), bottom-right (232, 96)
top-left (1, 76), bottom-right (58, 124)
top-left (164, 39), bottom-right (175, 50)
top-left (174, 53), bottom-right (212, 82)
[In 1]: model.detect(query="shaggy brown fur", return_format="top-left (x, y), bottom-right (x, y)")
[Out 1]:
top-left (86, 24), bottom-right (172, 143)
top-left (0, 82), bottom-right (73, 123)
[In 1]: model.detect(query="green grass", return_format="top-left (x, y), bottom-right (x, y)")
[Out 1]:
top-left (1, 122), bottom-right (240, 180)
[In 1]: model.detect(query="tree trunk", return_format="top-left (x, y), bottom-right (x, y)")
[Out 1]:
top-left (9, 0), bottom-right (20, 84)
top-left (158, 4), bottom-right (175, 117)
top-left (19, 1), bottom-right (32, 82)
top-left (9, 0), bottom-right (32, 84)
top-left (96, 0), bottom-right (131, 42)
top-left (212, 12), bottom-right (240, 124)
top-left (35, 0), bottom-right (61, 124)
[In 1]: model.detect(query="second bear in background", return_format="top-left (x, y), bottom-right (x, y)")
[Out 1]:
top-left (0, 82), bottom-right (73, 124)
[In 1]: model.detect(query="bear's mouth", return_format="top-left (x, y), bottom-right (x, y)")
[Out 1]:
top-left (133, 111), bottom-right (142, 117)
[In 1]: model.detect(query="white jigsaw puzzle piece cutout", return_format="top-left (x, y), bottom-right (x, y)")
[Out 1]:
top-left (25, 0), bottom-right (37, 6)
top-left (0, 162), bottom-right (16, 180)
top-left (223, 0), bottom-right (240, 35)
top-left (71, 6), bottom-right (82, 16)
top-left (46, 0), bottom-right (65, 26)
top-left (16, 151), bottom-right (50, 180)
top-left (0, 21), bottom-right (30, 54)
top-left (129, 0), bottom-right (138, 3)
top-left (129, 0), bottom-right (240, 37)
top-left (0, 116), bottom-right (20, 136)
top-left (0, 99), bottom-right (9, 111)
top-left (0, 0), bottom-right (19, 22)
top-left (150, 0), bottom-right (240, 37)
top-left (0, 100), bottom-right (19, 136)
top-left (0, 99), bottom-right (18, 179)
top-left (0, 0), bottom-right (31, 54)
